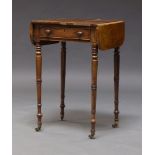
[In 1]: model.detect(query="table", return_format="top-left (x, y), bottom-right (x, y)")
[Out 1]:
top-left (29, 19), bottom-right (125, 139)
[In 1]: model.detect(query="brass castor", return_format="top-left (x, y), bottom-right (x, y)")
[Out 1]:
top-left (112, 121), bottom-right (119, 128)
top-left (88, 134), bottom-right (95, 139)
top-left (35, 127), bottom-right (41, 132)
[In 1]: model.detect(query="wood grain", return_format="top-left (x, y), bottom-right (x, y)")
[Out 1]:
top-left (35, 44), bottom-right (43, 131)
top-left (96, 22), bottom-right (125, 50)
top-left (112, 47), bottom-right (120, 128)
top-left (89, 42), bottom-right (98, 139)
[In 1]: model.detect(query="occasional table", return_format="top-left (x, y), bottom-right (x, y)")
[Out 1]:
top-left (29, 19), bottom-right (125, 139)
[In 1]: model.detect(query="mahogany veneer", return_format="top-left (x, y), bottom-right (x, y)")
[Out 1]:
top-left (29, 18), bottom-right (125, 139)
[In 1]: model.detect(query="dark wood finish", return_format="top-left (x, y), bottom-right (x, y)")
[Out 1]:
top-left (89, 42), bottom-right (98, 139)
top-left (29, 19), bottom-right (125, 50)
top-left (112, 47), bottom-right (120, 128)
top-left (60, 41), bottom-right (66, 120)
top-left (35, 44), bottom-right (43, 131)
top-left (29, 19), bottom-right (125, 139)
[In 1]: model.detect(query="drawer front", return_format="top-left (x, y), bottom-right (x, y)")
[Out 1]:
top-left (39, 26), bottom-right (90, 41)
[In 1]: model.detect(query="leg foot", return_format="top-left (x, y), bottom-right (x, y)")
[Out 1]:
top-left (112, 121), bottom-right (119, 128)
top-left (88, 134), bottom-right (95, 139)
top-left (88, 129), bottom-right (96, 139)
top-left (35, 126), bottom-right (41, 132)
top-left (35, 123), bottom-right (41, 132)
top-left (60, 115), bottom-right (64, 121)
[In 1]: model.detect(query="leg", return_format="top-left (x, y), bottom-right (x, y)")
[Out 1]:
top-left (35, 44), bottom-right (43, 131)
top-left (112, 47), bottom-right (120, 128)
top-left (60, 41), bottom-right (66, 120)
top-left (89, 43), bottom-right (98, 139)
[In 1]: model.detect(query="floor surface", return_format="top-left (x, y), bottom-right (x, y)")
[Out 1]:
top-left (13, 73), bottom-right (142, 155)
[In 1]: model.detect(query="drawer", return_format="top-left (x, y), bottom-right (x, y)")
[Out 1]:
top-left (39, 26), bottom-right (91, 41)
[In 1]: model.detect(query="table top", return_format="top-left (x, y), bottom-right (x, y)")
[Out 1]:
top-left (31, 18), bottom-right (124, 27)
top-left (30, 18), bottom-right (125, 50)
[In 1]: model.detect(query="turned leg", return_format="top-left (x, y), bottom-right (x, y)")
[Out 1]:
top-left (60, 41), bottom-right (66, 120)
top-left (112, 47), bottom-right (120, 128)
top-left (35, 44), bottom-right (43, 131)
top-left (89, 43), bottom-right (98, 139)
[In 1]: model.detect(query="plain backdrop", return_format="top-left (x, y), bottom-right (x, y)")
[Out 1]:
top-left (13, 0), bottom-right (142, 155)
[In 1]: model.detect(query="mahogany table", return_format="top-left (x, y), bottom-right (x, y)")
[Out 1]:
top-left (29, 19), bottom-right (125, 139)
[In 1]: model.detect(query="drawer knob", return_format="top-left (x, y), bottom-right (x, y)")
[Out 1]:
top-left (45, 29), bottom-right (52, 35)
top-left (77, 31), bottom-right (83, 37)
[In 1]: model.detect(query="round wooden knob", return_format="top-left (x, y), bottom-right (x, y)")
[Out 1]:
top-left (77, 31), bottom-right (83, 37)
top-left (45, 29), bottom-right (52, 35)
